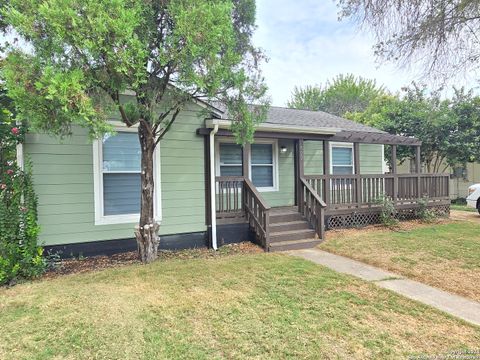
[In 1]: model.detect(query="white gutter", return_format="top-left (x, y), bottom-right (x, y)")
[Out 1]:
top-left (205, 119), bottom-right (341, 135)
top-left (209, 124), bottom-right (219, 250)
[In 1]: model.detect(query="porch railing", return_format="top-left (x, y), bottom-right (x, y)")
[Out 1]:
top-left (215, 176), bottom-right (244, 217)
top-left (304, 173), bottom-right (450, 209)
top-left (299, 177), bottom-right (326, 239)
top-left (244, 178), bottom-right (271, 249)
top-left (215, 176), bottom-right (271, 249)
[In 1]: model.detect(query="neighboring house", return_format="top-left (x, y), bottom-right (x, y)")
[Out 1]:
top-left (450, 162), bottom-right (480, 199)
top-left (22, 98), bottom-right (450, 256)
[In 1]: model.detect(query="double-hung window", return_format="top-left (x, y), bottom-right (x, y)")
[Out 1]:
top-left (94, 129), bottom-right (161, 225)
top-left (102, 132), bottom-right (141, 216)
top-left (331, 144), bottom-right (354, 175)
top-left (219, 143), bottom-right (243, 176)
top-left (251, 143), bottom-right (275, 189)
top-left (217, 140), bottom-right (278, 191)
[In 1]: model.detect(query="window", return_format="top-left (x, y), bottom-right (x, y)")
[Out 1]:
top-left (93, 127), bottom-right (161, 225)
top-left (102, 132), bottom-right (141, 216)
top-left (219, 143), bottom-right (243, 176)
top-left (216, 139), bottom-right (278, 192)
top-left (251, 143), bottom-right (274, 188)
top-left (331, 145), bottom-right (354, 175)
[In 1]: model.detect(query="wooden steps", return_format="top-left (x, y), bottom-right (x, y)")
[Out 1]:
top-left (267, 207), bottom-right (321, 252)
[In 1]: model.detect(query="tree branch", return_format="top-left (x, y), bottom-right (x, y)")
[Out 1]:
top-left (155, 107), bottom-right (181, 146)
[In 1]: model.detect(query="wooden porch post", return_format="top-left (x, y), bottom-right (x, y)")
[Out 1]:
top-left (323, 140), bottom-right (330, 206)
top-left (242, 143), bottom-right (250, 212)
top-left (297, 139), bottom-right (305, 213)
top-left (242, 143), bottom-right (250, 179)
top-left (415, 145), bottom-right (422, 198)
top-left (354, 142), bottom-right (361, 206)
top-left (391, 145), bottom-right (398, 203)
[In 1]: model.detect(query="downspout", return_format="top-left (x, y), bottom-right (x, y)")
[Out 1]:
top-left (209, 124), bottom-right (219, 250)
top-left (16, 121), bottom-right (24, 171)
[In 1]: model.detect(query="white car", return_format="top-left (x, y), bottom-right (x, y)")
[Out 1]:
top-left (467, 184), bottom-right (480, 214)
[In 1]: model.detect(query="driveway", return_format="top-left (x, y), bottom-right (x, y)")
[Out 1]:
top-left (450, 209), bottom-right (480, 223)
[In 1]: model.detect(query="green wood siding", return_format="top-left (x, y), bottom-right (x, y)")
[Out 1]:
top-left (304, 141), bottom-right (324, 175)
top-left (304, 141), bottom-right (384, 175)
top-left (25, 103), bottom-right (207, 246)
top-left (260, 139), bottom-right (295, 207)
top-left (359, 144), bottom-right (384, 174)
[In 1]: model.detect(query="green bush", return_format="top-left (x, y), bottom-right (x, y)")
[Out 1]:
top-left (417, 196), bottom-right (437, 223)
top-left (376, 195), bottom-right (399, 227)
top-left (1, 122), bottom-right (44, 285)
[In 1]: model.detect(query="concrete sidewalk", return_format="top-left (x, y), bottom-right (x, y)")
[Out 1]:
top-left (288, 249), bottom-right (480, 327)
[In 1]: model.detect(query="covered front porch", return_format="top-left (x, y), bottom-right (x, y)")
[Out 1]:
top-left (199, 124), bottom-right (450, 252)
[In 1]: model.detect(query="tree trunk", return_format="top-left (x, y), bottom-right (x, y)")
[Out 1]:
top-left (134, 121), bottom-right (160, 263)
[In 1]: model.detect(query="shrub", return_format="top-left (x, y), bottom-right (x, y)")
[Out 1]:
top-left (451, 197), bottom-right (467, 205)
top-left (0, 122), bottom-right (44, 285)
top-left (417, 196), bottom-right (437, 223)
top-left (376, 195), bottom-right (399, 227)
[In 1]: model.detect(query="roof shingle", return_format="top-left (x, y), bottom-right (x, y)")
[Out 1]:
top-left (263, 106), bottom-right (385, 134)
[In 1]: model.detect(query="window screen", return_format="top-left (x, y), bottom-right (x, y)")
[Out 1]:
top-left (219, 143), bottom-right (243, 176)
top-left (102, 133), bottom-right (141, 215)
top-left (332, 146), bottom-right (353, 175)
top-left (251, 144), bottom-right (274, 187)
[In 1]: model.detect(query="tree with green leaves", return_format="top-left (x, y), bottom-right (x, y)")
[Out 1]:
top-left (1, 0), bottom-right (268, 263)
top-left (348, 85), bottom-right (480, 172)
top-left (287, 74), bottom-right (385, 116)
top-left (338, 0), bottom-right (480, 82)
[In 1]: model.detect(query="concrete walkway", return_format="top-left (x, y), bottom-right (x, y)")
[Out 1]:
top-left (288, 249), bottom-right (480, 327)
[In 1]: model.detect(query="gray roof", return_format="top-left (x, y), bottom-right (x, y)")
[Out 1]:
top-left (263, 106), bottom-right (385, 134)
top-left (213, 102), bottom-right (385, 134)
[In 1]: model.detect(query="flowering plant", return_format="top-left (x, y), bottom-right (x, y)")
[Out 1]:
top-left (1, 121), bottom-right (44, 285)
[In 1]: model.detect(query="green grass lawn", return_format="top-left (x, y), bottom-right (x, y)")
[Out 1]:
top-left (320, 221), bottom-right (480, 302)
top-left (451, 204), bottom-right (477, 212)
top-left (1, 253), bottom-right (479, 359)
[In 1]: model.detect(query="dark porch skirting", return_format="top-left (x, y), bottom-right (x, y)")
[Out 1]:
top-left (44, 224), bottom-right (253, 259)
top-left (325, 203), bottom-right (450, 229)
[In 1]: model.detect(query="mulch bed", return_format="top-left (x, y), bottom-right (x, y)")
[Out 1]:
top-left (42, 242), bottom-right (263, 279)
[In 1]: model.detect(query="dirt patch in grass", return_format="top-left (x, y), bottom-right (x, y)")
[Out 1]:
top-left (1, 254), bottom-right (479, 359)
top-left (321, 220), bottom-right (480, 302)
top-left (451, 209), bottom-right (480, 223)
top-left (43, 242), bottom-right (262, 279)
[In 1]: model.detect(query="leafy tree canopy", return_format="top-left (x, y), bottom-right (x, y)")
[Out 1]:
top-left (1, 0), bottom-right (269, 262)
top-left (2, 0), bottom-right (268, 142)
top-left (348, 85), bottom-right (480, 172)
top-left (287, 73), bottom-right (385, 116)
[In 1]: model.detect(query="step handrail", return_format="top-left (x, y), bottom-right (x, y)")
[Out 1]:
top-left (300, 177), bottom-right (326, 240)
top-left (243, 178), bottom-right (271, 250)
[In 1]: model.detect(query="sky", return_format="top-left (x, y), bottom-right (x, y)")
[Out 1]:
top-left (252, 0), bottom-right (475, 106)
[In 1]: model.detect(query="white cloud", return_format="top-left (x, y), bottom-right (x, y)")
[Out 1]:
top-left (253, 0), bottom-right (477, 106)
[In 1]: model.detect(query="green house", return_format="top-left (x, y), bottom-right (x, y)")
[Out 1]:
top-left (21, 99), bottom-right (450, 256)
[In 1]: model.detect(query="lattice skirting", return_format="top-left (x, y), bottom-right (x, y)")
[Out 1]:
top-left (326, 204), bottom-right (450, 230)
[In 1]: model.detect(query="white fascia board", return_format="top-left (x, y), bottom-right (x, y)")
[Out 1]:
top-left (205, 119), bottom-right (341, 135)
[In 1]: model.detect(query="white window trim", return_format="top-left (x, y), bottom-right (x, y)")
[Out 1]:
top-left (215, 138), bottom-right (279, 192)
top-left (330, 142), bottom-right (355, 175)
top-left (249, 139), bottom-right (279, 192)
top-left (93, 124), bottom-right (162, 225)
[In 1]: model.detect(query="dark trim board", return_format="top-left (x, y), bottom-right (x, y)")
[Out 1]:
top-left (45, 231), bottom-right (209, 259)
top-left (216, 223), bottom-right (254, 246)
top-left (44, 225), bottom-right (253, 259)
